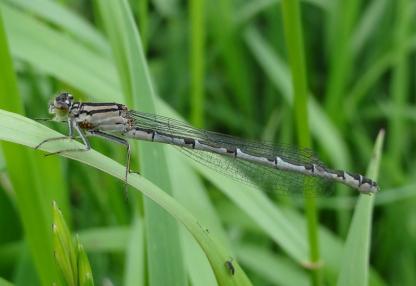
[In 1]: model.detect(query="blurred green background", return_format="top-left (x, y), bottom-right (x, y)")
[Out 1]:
top-left (0, 0), bottom-right (415, 285)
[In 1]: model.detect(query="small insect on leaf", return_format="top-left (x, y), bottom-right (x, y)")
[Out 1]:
top-left (225, 258), bottom-right (235, 276)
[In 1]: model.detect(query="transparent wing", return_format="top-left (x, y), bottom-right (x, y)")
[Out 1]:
top-left (128, 110), bottom-right (322, 165)
top-left (178, 148), bottom-right (333, 197)
top-left (128, 110), bottom-right (333, 196)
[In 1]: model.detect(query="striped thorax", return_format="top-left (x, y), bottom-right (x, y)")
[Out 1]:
top-left (50, 93), bottom-right (131, 132)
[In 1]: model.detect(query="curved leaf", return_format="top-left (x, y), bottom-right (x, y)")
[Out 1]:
top-left (0, 109), bottom-right (252, 286)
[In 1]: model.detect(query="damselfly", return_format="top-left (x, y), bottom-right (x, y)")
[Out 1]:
top-left (35, 92), bottom-right (379, 196)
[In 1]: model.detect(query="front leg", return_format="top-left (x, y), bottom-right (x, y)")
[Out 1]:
top-left (44, 122), bottom-right (91, 156)
top-left (34, 136), bottom-right (72, 150)
top-left (34, 118), bottom-right (76, 150)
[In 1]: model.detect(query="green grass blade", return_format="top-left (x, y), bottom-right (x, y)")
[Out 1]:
top-left (244, 26), bottom-right (350, 168)
top-left (0, 277), bottom-right (13, 286)
top-left (52, 201), bottom-right (94, 286)
top-left (237, 244), bottom-right (309, 286)
top-left (96, 1), bottom-right (188, 285)
top-left (3, 0), bottom-right (110, 56)
top-left (346, 36), bottom-right (416, 120)
top-left (234, 0), bottom-right (332, 27)
top-left (138, 0), bottom-right (149, 51)
top-left (336, 130), bottom-right (384, 286)
top-left (167, 151), bottom-right (226, 286)
top-left (77, 227), bottom-right (129, 252)
top-left (281, 0), bottom-right (310, 148)
top-left (189, 0), bottom-right (206, 127)
top-left (0, 110), bottom-right (253, 286)
top-left (0, 10), bottom-right (60, 286)
top-left (123, 218), bottom-right (145, 286)
top-left (0, 2), bottom-right (122, 102)
top-left (351, 0), bottom-right (388, 55)
top-left (78, 220), bottom-right (235, 286)
top-left (281, 1), bottom-right (320, 284)
top-left (52, 201), bottom-right (78, 286)
top-left (325, 0), bottom-right (361, 122)
top-left (387, 0), bottom-right (412, 177)
top-left (344, 52), bottom-right (394, 118)
top-left (76, 239), bottom-right (94, 286)
top-left (209, 0), bottom-right (254, 128)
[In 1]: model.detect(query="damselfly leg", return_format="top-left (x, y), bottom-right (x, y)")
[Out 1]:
top-left (35, 118), bottom-right (77, 150)
top-left (37, 119), bottom-right (92, 156)
top-left (34, 136), bottom-right (74, 150)
top-left (87, 130), bottom-right (136, 197)
top-left (36, 117), bottom-right (135, 196)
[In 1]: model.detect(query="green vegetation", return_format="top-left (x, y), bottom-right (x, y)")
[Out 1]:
top-left (0, 0), bottom-right (413, 285)
top-left (52, 201), bottom-right (94, 286)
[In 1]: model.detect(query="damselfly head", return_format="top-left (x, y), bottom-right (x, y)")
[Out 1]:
top-left (49, 92), bottom-right (74, 120)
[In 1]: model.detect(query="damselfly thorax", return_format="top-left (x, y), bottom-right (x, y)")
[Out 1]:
top-left (35, 92), bottom-right (380, 196)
